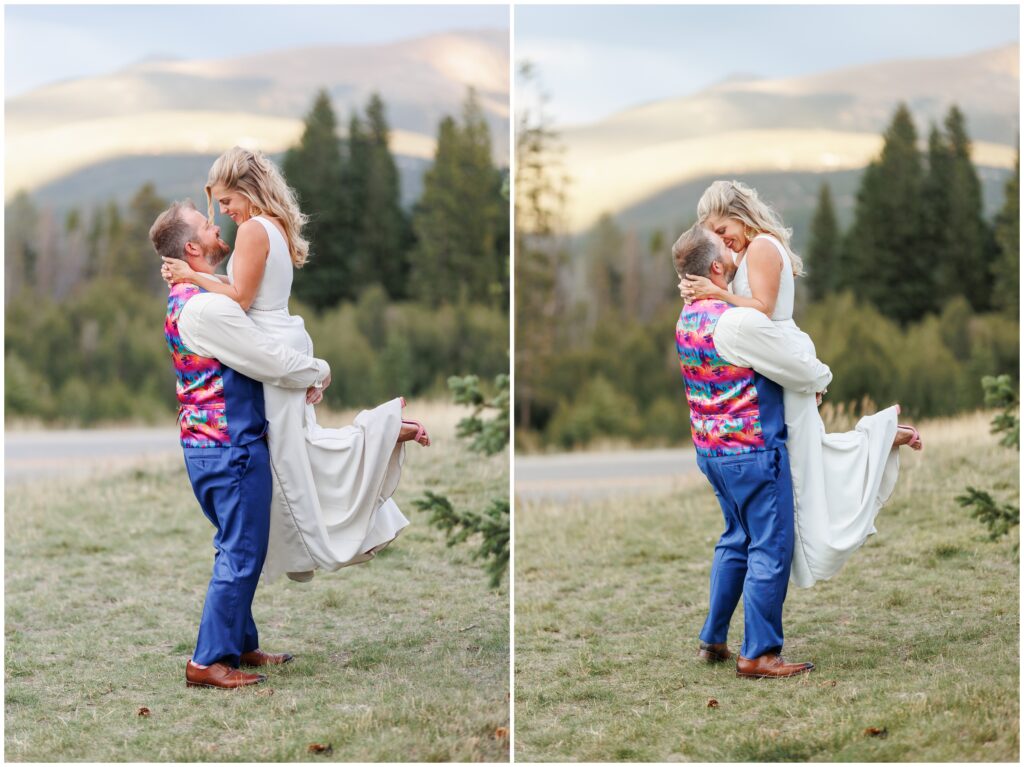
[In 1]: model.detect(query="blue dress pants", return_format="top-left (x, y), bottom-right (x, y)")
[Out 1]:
top-left (696, 448), bottom-right (795, 660)
top-left (183, 440), bottom-right (272, 667)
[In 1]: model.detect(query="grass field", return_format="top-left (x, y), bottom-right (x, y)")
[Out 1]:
top-left (5, 403), bottom-right (509, 762)
top-left (514, 411), bottom-right (1019, 762)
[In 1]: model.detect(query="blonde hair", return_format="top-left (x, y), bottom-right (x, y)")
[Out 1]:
top-left (205, 147), bottom-right (310, 268)
top-left (696, 180), bottom-right (804, 276)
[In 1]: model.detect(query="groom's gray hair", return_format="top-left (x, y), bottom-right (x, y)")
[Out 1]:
top-left (672, 223), bottom-right (720, 279)
top-left (150, 199), bottom-right (199, 261)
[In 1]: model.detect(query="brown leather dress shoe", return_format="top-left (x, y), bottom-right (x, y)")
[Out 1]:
top-left (185, 660), bottom-right (267, 689)
top-left (736, 653), bottom-right (814, 679)
top-left (240, 648), bottom-right (294, 667)
top-left (697, 641), bottom-right (733, 663)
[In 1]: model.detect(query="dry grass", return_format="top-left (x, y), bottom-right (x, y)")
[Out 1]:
top-left (514, 410), bottom-right (1019, 762)
top-left (5, 403), bottom-right (509, 762)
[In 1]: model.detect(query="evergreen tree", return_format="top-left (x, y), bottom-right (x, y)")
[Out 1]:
top-left (4, 191), bottom-right (38, 302)
top-left (805, 182), bottom-right (840, 300)
top-left (993, 152), bottom-right (1020, 317)
top-left (353, 93), bottom-right (410, 299)
top-left (920, 123), bottom-right (955, 303)
top-left (457, 88), bottom-right (509, 307)
top-left (412, 89), bottom-right (507, 307)
top-left (284, 89), bottom-right (349, 310)
top-left (845, 104), bottom-right (933, 323)
top-left (120, 183), bottom-right (170, 294)
top-left (514, 63), bottom-right (569, 432)
top-left (411, 116), bottom-right (458, 306)
top-left (341, 109), bottom-right (371, 293)
top-left (585, 213), bottom-right (625, 322)
top-left (943, 106), bottom-right (990, 311)
top-left (59, 207), bottom-right (87, 300)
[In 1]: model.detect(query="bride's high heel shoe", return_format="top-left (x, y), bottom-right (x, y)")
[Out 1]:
top-left (401, 420), bottom-right (431, 447)
top-left (897, 424), bottom-right (923, 451)
top-left (398, 397), bottom-right (429, 446)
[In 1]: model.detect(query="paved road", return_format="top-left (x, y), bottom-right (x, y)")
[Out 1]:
top-left (515, 448), bottom-right (699, 503)
top-left (5, 428), bottom-right (701, 503)
top-left (5, 427), bottom-right (182, 485)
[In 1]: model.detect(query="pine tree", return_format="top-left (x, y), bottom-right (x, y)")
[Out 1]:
top-left (353, 93), bottom-right (410, 299)
top-left (4, 191), bottom-right (38, 302)
top-left (920, 123), bottom-right (955, 303)
top-left (411, 116), bottom-right (459, 305)
top-left (284, 89), bottom-right (349, 310)
top-left (586, 213), bottom-right (625, 322)
top-left (457, 88), bottom-right (509, 307)
top-left (514, 63), bottom-right (569, 432)
top-left (121, 183), bottom-right (170, 295)
top-left (412, 89), bottom-right (507, 307)
top-left (805, 182), bottom-right (840, 300)
top-left (993, 152), bottom-right (1020, 317)
top-left (943, 106), bottom-right (990, 311)
top-left (845, 104), bottom-right (934, 323)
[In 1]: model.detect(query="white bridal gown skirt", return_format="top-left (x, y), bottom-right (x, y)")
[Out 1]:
top-left (250, 308), bottom-right (410, 582)
top-left (780, 324), bottom-right (901, 588)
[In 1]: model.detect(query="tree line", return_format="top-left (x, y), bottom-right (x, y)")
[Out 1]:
top-left (5, 89), bottom-right (509, 424)
top-left (515, 85), bottom-right (1020, 450)
top-left (805, 104), bottom-right (1019, 322)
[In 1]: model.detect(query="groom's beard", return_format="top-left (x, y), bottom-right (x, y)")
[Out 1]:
top-left (203, 239), bottom-right (230, 268)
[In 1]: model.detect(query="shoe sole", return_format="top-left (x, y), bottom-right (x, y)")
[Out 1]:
top-left (736, 665), bottom-right (814, 679)
top-left (697, 650), bottom-right (731, 663)
top-left (186, 677), bottom-right (267, 689)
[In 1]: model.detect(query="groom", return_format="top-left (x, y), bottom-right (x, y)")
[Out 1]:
top-left (150, 200), bottom-right (331, 689)
top-left (672, 223), bottom-right (832, 678)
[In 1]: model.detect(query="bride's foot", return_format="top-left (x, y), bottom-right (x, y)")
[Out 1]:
top-left (399, 419), bottom-right (431, 447)
top-left (894, 423), bottom-right (923, 451)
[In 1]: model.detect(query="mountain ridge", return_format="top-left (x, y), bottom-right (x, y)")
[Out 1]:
top-left (555, 43), bottom-right (1018, 232)
top-left (6, 28), bottom-right (509, 201)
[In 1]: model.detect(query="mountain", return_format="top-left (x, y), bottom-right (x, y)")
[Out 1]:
top-left (555, 44), bottom-right (1019, 233)
top-left (5, 28), bottom-right (509, 210)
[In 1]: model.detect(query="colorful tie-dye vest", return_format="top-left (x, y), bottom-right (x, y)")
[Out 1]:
top-left (164, 283), bottom-right (267, 448)
top-left (676, 299), bottom-right (786, 457)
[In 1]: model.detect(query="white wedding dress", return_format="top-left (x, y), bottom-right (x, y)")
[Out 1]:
top-left (228, 216), bottom-right (410, 582)
top-left (732, 234), bottom-right (901, 588)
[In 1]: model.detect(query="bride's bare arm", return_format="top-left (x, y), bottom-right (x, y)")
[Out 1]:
top-left (742, 239), bottom-right (783, 317)
top-left (679, 239), bottom-right (781, 317)
top-left (163, 220), bottom-right (269, 311)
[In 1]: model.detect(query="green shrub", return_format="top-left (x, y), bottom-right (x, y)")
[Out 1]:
top-left (546, 376), bottom-right (643, 449)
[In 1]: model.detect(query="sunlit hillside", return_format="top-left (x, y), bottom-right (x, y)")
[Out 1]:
top-left (5, 29), bottom-right (509, 201)
top-left (555, 44), bottom-right (1019, 232)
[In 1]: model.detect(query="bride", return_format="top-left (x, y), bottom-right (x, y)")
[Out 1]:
top-left (680, 179), bottom-right (923, 588)
top-left (162, 146), bottom-right (429, 582)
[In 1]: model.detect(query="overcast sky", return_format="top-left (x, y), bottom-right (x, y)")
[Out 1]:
top-left (516, 4), bottom-right (1020, 126)
top-left (5, 4), bottom-right (509, 97)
